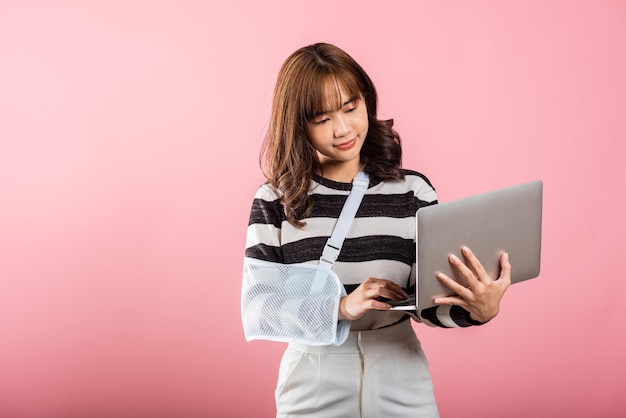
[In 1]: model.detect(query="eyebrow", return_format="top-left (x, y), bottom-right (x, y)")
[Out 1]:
top-left (312, 96), bottom-right (360, 118)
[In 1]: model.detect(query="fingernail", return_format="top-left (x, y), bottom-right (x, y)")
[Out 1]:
top-left (461, 246), bottom-right (469, 254)
top-left (449, 254), bottom-right (459, 262)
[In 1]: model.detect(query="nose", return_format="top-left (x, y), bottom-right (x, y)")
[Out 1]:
top-left (333, 114), bottom-right (351, 138)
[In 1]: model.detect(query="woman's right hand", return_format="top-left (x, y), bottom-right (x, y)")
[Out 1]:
top-left (338, 278), bottom-right (409, 321)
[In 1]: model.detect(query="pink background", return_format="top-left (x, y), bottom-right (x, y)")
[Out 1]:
top-left (1, 1), bottom-right (625, 417)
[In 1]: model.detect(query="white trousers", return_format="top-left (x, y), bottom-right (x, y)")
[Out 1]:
top-left (275, 320), bottom-right (440, 418)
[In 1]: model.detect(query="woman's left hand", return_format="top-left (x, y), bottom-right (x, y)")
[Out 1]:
top-left (434, 246), bottom-right (511, 323)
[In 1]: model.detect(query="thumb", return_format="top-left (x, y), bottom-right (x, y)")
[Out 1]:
top-left (499, 252), bottom-right (512, 285)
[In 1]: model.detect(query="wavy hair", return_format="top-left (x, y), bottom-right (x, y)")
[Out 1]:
top-left (260, 43), bottom-right (404, 227)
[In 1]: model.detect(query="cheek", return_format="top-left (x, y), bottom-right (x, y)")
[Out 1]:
top-left (357, 108), bottom-right (369, 135)
top-left (359, 117), bottom-right (369, 137)
top-left (308, 127), bottom-right (329, 149)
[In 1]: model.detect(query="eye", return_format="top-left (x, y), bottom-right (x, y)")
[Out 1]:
top-left (313, 117), bottom-right (330, 125)
top-left (344, 99), bottom-right (359, 113)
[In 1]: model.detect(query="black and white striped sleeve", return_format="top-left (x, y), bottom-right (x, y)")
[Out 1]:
top-left (245, 184), bottom-right (284, 263)
top-left (415, 305), bottom-right (486, 328)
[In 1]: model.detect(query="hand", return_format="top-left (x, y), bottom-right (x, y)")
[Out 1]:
top-left (338, 278), bottom-right (408, 321)
top-left (434, 246), bottom-right (512, 323)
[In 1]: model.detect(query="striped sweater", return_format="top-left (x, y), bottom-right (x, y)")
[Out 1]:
top-left (245, 169), bottom-right (483, 331)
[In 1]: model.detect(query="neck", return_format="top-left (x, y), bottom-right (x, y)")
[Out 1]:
top-left (317, 159), bottom-right (362, 183)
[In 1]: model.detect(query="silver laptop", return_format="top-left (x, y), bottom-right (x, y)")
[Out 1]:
top-left (389, 180), bottom-right (543, 310)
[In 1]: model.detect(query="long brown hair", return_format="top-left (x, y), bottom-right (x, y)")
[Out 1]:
top-left (261, 42), bottom-right (403, 227)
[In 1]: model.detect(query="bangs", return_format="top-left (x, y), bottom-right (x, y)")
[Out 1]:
top-left (302, 72), bottom-right (363, 121)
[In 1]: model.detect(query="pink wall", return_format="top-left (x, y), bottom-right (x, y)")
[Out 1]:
top-left (1, 1), bottom-right (624, 417)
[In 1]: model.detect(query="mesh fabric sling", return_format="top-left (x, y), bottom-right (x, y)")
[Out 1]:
top-left (241, 169), bottom-right (369, 346)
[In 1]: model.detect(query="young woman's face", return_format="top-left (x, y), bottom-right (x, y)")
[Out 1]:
top-left (307, 84), bottom-right (369, 176)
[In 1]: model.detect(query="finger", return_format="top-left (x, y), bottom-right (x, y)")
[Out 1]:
top-left (386, 283), bottom-right (409, 299)
top-left (367, 285), bottom-right (407, 301)
top-left (436, 271), bottom-right (473, 297)
top-left (447, 253), bottom-right (481, 289)
top-left (433, 294), bottom-right (468, 307)
top-left (382, 279), bottom-right (408, 293)
top-left (498, 252), bottom-right (512, 285)
top-left (377, 288), bottom-right (409, 301)
top-left (366, 278), bottom-right (409, 299)
top-left (367, 299), bottom-right (392, 311)
top-left (461, 246), bottom-right (489, 282)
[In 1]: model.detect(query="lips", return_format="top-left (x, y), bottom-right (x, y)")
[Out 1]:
top-left (335, 138), bottom-right (357, 150)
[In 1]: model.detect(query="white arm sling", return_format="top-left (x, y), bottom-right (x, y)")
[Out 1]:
top-left (241, 169), bottom-right (369, 346)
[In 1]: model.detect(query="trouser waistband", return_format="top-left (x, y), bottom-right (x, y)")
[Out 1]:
top-left (288, 320), bottom-right (417, 354)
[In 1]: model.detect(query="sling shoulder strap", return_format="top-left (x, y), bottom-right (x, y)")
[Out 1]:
top-left (319, 168), bottom-right (370, 270)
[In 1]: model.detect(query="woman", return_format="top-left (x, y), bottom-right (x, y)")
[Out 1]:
top-left (242, 42), bottom-right (511, 417)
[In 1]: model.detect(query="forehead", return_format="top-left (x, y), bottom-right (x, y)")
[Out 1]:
top-left (309, 74), bottom-right (362, 115)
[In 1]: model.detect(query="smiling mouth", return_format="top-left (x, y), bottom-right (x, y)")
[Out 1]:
top-left (335, 138), bottom-right (357, 150)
